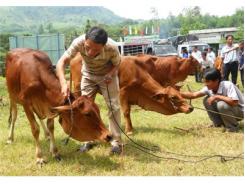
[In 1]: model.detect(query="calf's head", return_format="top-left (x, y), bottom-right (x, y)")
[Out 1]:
top-left (52, 96), bottom-right (112, 142)
top-left (152, 86), bottom-right (193, 114)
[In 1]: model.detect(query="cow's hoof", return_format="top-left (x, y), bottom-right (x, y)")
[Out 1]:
top-left (126, 131), bottom-right (133, 136)
top-left (36, 158), bottom-right (47, 167)
top-left (54, 154), bottom-right (61, 162)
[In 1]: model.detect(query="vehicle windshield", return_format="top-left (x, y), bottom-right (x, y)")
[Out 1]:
top-left (190, 45), bottom-right (209, 52)
top-left (154, 45), bottom-right (177, 55)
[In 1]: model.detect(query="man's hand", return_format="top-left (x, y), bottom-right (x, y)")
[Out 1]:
top-left (104, 74), bottom-right (112, 84)
top-left (61, 82), bottom-right (70, 98)
top-left (207, 96), bottom-right (217, 105)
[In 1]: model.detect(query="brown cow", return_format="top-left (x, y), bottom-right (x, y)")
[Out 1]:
top-left (119, 56), bottom-right (193, 134)
top-left (70, 54), bottom-right (193, 135)
top-left (134, 54), bottom-right (200, 87)
top-left (5, 48), bottom-right (112, 165)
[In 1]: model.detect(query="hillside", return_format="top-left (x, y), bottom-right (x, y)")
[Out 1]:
top-left (0, 6), bottom-right (126, 33)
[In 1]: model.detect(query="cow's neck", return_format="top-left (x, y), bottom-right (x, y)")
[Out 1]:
top-left (178, 59), bottom-right (195, 76)
top-left (140, 73), bottom-right (165, 96)
top-left (40, 69), bottom-right (65, 106)
top-left (129, 90), bottom-right (174, 115)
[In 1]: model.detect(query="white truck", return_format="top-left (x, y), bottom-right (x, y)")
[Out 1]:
top-left (177, 41), bottom-right (209, 57)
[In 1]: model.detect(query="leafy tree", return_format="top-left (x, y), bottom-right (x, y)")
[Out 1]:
top-left (38, 24), bottom-right (45, 34)
top-left (46, 23), bottom-right (56, 33)
top-left (84, 19), bottom-right (91, 34)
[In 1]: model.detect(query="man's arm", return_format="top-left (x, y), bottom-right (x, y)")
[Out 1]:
top-left (56, 55), bottom-right (72, 97)
top-left (104, 64), bottom-right (120, 84)
top-left (180, 91), bottom-right (205, 99)
top-left (207, 95), bottom-right (238, 106)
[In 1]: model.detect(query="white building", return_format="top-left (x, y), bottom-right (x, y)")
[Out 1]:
top-left (189, 27), bottom-right (238, 44)
top-left (189, 27), bottom-right (238, 53)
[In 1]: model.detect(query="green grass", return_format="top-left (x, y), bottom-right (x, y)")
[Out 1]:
top-left (0, 76), bottom-right (244, 176)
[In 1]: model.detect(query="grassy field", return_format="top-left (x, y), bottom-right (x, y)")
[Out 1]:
top-left (0, 75), bottom-right (244, 176)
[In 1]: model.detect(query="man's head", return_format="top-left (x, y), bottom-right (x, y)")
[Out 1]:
top-left (85, 27), bottom-right (108, 58)
top-left (207, 47), bottom-right (213, 52)
top-left (203, 68), bottom-right (221, 91)
top-left (192, 46), bottom-right (198, 52)
top-left (226, 35), bottom-right (234, 46)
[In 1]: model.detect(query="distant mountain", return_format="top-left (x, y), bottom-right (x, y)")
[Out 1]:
top-left (0, 6), bottom-right (126, 33)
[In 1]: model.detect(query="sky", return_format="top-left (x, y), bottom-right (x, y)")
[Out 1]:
top-left (1, 0), bottom-right (244, 20)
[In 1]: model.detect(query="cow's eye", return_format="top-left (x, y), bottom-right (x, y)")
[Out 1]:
top-left (171, 96), bottom-right (179, 101)
top-left (84, 112), bottom-right (92, 117)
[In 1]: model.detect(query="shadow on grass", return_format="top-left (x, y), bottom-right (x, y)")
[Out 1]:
top-left (128, 126), bottom-right (194, 137)
top-left (45, 138), bottom-right (122, 172)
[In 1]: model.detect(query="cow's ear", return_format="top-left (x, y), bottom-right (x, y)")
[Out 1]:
top-left (50, 105), bottom-right (72, 113)
top-left (152, 93), bottom-right (166, 101)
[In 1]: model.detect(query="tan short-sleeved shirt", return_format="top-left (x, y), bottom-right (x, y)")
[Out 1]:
top-left (64, 35), bottom-right (121, 76)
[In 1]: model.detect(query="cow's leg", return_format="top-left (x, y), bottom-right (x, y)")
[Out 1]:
top-left (120, 90), bottom-right (133, 135)
top-left (47, 119), bottom-right (61, 161)
top-left (7, 100), bottom-right (17, 144)
top-left (23, 105), bottom-right (45, 166)
top-left (39, 119), bottom-right (50, 140)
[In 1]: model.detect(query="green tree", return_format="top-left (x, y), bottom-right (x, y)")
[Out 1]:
top-left (84, 19), bottom-right (91, 34)
top-left (38, 24), bottom-right (45, 34)
top-left (46, 23), bottom-right (56, 33)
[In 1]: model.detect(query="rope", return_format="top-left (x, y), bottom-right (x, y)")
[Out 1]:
top-left (105, 84), bottom-right (244, 163)
top-left (63, 96), bottom-right (74, 145)
top-left (68, 78), bottom-right (243, 163)
top-left (193, 105), bottom-right (243, 120)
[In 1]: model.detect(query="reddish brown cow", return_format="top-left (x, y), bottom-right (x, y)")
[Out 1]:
top-left (70, 54), bottom-right (193, 135)
top-left (134, 54), bottom-right (200, 87)
top-left (119, 56), bottom-right (193, 134)
top-left (5, 48), bottom-right (112, 165)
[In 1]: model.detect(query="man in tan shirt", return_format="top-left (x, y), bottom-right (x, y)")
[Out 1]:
top-left (56, 27), bottom-right (122, 154)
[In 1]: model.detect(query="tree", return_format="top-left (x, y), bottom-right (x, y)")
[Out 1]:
top-left (179, 6), bottom-right (206, 35)
top-left (84, 19), bottom-right (91, 34)
top-left (38, 24), bottom-right (45, 34)
top-left (46, 23), bottom-right (56, 33)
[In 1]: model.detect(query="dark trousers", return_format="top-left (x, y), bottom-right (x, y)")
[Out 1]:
top-left (240, 68), bottom-right (244, 87)
top-left (223, 61), bottom-right (238, 84)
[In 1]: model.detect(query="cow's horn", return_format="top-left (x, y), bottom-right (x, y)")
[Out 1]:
top-left (51, 105), bottom-right (72, 112)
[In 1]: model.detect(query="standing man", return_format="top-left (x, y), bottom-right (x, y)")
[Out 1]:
top-left (181, 69), bottom-right (243, 132)
top-left (192, 46), bottom-right (203, 82)
top-left (206, 47), bottom-right (216, 68)
top-left (221, 35), bottom-right (239, 84)
top-left (238, 40), bottom-right (244, 87)
top-left (56, 27), bottom-right (122, 154)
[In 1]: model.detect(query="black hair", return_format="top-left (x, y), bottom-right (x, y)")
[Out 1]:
top-left (202, 51), bottom-right (207, 57)
top-left (225, 34), bottom-right (234, 40)
top-left (204, 68), bottom-right (221, 82)
top-left (85, 26), bottom-right (108, 45)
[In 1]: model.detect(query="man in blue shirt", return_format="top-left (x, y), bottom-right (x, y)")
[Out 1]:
top-left (239, 40), bottom-right (244, 87)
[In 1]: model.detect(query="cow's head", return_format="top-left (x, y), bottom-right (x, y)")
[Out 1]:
top-left (52, 96), bottom-right (112, 142)
top-left (152, 86), bottom-right (193, 114)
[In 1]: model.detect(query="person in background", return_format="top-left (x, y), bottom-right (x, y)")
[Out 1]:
top-left (192, 46), bottom-right (203, 82)
top-left (221, 35), bottom-right (239, 84)
top-left (200, 51), bottom-right (213, 80)
top-left (238, 40), bottom-right (244, 87)
top-left (207, 47), bottom-right (216, 68)
top-left (181, 68), bottom-right (244, 132)
top-left (182, 48), bottom-right (189, 58)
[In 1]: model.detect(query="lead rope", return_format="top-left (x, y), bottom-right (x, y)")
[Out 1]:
top-left (105, 84), bottom-right (244, 163)
top-left (63, 96), bottom-right (74, 145)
